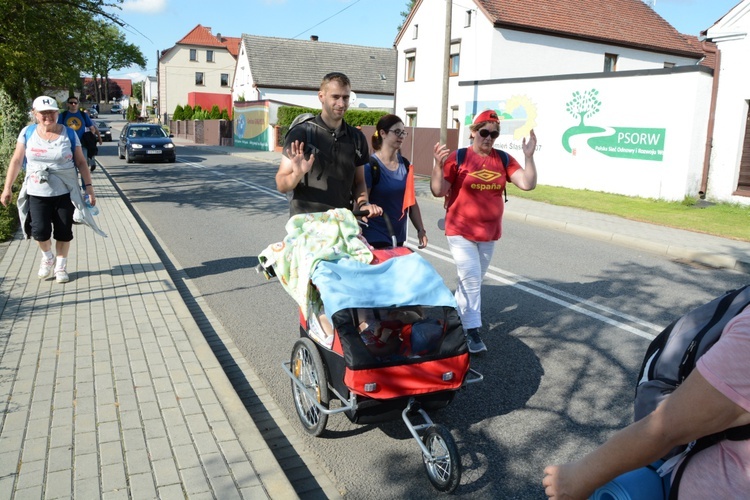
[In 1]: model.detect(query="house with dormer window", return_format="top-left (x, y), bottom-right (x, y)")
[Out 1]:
top-left (157, 25), bottom-right (241, 119)
top-left (393, 0), bottom-right (748, 203)
top-left (395, 0), bottom-right (704, 128)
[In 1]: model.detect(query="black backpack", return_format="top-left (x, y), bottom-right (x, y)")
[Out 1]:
top-left (633, 285), bottom-right (750, 497)
top-left (286, 113), bottom-right (365, 187)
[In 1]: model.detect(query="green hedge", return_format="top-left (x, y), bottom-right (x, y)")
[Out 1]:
top-left (277, 106), bottom-right (388, 138)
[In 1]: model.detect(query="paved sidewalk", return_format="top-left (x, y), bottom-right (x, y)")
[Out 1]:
top-left (0, 176), bottom-right (298, 498)
top-left (174, 139), bottom-right (750, 274)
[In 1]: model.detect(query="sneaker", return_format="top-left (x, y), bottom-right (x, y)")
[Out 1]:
top-left (466, 329), bottom-right (487, 354)
top-left (38, 257), bottom-right (55, 279)
top-left (55, 268), bottom-right (69, 283)
top-left (90, 163), bottom-right (96, 172)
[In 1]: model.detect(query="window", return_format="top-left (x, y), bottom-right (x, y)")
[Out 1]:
top-left (465, 10), bottom-right (472, 27)
top-left (604, 53), bottom-right (618, 72)
top-left (189, 49), bottom-right (197, 61)
top-left (413, 24), bottom-right (418, 39)
top-left (405, 51), bottom-right (416, 81)
top-left (449, 42), bottom-right (461, 76)
top-left (195, 72), bottom-right (204, 85)
top-left (220, 73), bottom-right (229, 87)
top-left (405, 108), bottom-right (417, 127)
top-left (664, 62), bottom-right (675, 68)
top-left (451, 106), bottom-right (459, 129)
top-left (207, 50), bottom-right (214, 62)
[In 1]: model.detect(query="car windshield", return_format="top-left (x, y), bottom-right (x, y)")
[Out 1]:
top-left (129, 127), bottom-right (167, 138)
top-left (97, 122), bottom-right (108, 128)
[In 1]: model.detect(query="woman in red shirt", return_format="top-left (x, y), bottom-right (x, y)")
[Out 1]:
top-left (431, 110), bottom-right (538, 353)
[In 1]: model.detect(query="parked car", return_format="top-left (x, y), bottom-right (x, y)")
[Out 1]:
top-left (118, 123), bottom-right (176, 163)
top-left (110, 104), bottom-right (122, 114)
top-left (96, 121), bottom-right (112, 142)
top-left (86, 107), bottom-right (98, 119)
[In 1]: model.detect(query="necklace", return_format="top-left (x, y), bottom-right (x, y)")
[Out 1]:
top-left (38, 125), bottom-right (59, 142)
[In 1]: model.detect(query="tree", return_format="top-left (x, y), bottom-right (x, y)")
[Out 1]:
top-left (79, 23), bottom-right (146, 103)
top-left (83, 79), bottom-right (123, 102)
top-left (173, 104), bottom-right (184, 121)
top-left (397, 0), bottom-right (417, 31)
top-left (565, 89), bottom-right (601, 126)
top-left (0, 0), bottom-right (126, 104)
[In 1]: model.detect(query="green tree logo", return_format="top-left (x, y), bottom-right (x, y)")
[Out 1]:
top-left (566, 89), bottom-right (601, 126)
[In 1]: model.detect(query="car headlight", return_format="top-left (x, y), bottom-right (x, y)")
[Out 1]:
top-left (131, 143), bottom-right (143, 149)
top-left (164, 143), bottom-right (175, 149)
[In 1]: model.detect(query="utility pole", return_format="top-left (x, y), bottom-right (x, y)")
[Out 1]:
top-left (440, 0), bottom-right (452, 144)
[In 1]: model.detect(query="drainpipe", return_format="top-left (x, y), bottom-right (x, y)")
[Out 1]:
top-left (699, 41), bottom-right (721, 199)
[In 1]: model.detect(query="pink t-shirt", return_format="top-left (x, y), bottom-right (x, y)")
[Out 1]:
top-left (677, 308), bottom-right (750, 497)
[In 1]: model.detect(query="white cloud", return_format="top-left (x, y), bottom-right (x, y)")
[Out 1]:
top-left (122, 0), bottom-right (168, 14)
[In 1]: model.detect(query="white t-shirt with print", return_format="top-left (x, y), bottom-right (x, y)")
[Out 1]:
top-left (19, 125), bottom-right (79, 197)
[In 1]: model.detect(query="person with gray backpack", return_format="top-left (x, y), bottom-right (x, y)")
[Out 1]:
top-left (275, 72), bottom-right (382, 220)
top-left (542, 287), bottom-right (750, 499)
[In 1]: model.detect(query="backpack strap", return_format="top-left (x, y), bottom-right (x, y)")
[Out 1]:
top-left (64, 126), bottom-right (78, 149)
top-left (669, 424), bottom-right (750, 500)
top-left (369, 155), bottom-right (380, 187)
top-left (369, 154), bottom-right (410, 188)
top-left (24, 124), bottom-right (37, 143)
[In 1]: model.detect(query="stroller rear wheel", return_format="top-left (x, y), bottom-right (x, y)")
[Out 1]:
top-left (291, 338), bottom-right (329, 436)
top-left (422, 424), bottom-right (461, 493)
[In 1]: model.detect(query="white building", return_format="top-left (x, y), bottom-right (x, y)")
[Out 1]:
top-left (395, 0), bottom-right (703, 128)
top-left (157, 25), bottom-right (241, 119)
top-left (232, 34), bottom-right (396, 111)
top-left (703, 0), bottom-right (750, 204)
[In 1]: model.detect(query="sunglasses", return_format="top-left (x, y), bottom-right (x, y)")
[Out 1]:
top-left (478, 129), bottom-right (500, 139)
top-left (68, 101), bottom-right (79, 105)
top-left (387, 129), bottom-right (408, 138)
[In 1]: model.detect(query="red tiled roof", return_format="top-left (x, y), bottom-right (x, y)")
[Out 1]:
top-left (474, 0), bottom-right (703, 58)
top-left (83, 77), bottom-right (132, 96)
top-left (683, 36), bottom-right (718, 69)
top-left (176, 24), bottom-right (241, 58)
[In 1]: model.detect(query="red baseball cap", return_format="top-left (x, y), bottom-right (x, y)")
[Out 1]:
top-left (473, 109), bottom-right (500, 125)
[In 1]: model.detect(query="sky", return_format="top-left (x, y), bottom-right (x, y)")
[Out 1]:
top-left (110, 0), bottom-right (743, 81)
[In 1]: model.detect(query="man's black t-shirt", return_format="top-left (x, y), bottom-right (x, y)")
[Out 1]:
top-left (283, 115), bottom-right (369, 216)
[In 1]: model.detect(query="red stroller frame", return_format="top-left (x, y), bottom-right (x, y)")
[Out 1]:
top-left (279, 241), bottom-right (482, 494)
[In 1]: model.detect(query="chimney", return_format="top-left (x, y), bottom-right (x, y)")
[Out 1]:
top-left (310, 35), bottom-right (319, 42)
top-left (216, 32), bottom-right (222, 41)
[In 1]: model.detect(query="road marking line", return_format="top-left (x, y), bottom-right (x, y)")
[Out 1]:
top-left (177, 171), bottom-right (660, 339)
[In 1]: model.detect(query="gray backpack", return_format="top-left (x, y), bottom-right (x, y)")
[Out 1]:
top-left (634, 285), bottom-right (750, 495)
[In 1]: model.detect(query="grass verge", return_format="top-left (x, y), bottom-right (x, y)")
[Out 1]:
top-left (506, 184), bottom-right (750, 242)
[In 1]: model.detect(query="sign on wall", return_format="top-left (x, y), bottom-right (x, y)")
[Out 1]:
top-left (562, 89), bottom-right (665, 161)
top-left (234, 102), bottom-right (271, 150)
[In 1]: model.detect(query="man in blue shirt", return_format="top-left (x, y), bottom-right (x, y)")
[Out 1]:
top-left (58, 96), bottom-right (101, 170)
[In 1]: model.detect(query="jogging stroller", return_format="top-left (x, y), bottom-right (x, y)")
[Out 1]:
top-left (258, 209), bottom-right (481, 493)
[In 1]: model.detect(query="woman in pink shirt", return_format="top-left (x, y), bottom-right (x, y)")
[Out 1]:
top-left (542, 308), bottom-right (750, 499)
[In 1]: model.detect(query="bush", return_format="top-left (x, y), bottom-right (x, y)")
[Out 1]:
top-left (0, 89), bottom-right (28, 241)
top-left (173, 104), bottom-right (184, 121)
top-left (277, 106), bottom-right (388, 138)
top-left (220, 109), bottom-right (230, 121)
top-left (183, 105), bottom-right (193, 120)
top-left (209, 105), bottom-right (221, 119)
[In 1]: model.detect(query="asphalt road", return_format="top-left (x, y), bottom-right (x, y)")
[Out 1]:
top-left (96, 131), bottom-right (748, 499)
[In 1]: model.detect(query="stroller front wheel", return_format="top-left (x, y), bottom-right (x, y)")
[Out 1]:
top-left (291, 338), bottom-right (329, 436)
top-left (422, 424), bottom-right (461, 493)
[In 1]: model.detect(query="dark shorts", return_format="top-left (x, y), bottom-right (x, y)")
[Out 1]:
top-left (28, 193), bottom-right (74, 242)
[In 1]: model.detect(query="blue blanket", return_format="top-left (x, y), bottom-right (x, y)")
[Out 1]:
top-left (311, 252), bottom-right (457, 316)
